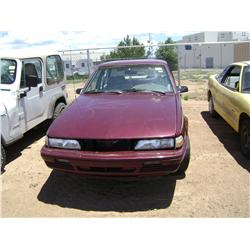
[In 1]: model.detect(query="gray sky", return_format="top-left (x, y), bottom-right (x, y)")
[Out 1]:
top-left (0, 31), bottom-right (194, 54)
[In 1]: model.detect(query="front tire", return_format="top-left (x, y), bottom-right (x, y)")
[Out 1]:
top-left (53, 102), bottom-right (66, 120)
top-left (1, 144), bottom-right (6, 171)
top-left (208, 95), bottom-right (217, 117)
top-left (176, 137), bottom-right (190, 175)
top-left (240, 119), bottom-right (250, 158)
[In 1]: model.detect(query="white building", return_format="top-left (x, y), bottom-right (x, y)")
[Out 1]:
top-left (178, 31), bottom-right (250, 69)
top-left (63, 60), bottom-right (75, 76)
top-left (62, 55), bottom-right (94, 77)
top-left (218, 31), bottom-right (250, 42)
top-left (75, 59), bottom-right (94, 76)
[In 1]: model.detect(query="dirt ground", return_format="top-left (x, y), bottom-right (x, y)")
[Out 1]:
top-left (1, 82), bottom-right (249, 217)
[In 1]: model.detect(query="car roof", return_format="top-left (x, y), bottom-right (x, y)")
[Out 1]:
top-left (232, 61), bottom-right (250, 66)
top-left (1, 50), bottom-right (61, 60)
top-left (98, 59), bottom-right (168, 68)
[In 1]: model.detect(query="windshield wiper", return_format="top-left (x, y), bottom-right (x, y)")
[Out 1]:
top-left (124, 88), bottom-right (166, 95)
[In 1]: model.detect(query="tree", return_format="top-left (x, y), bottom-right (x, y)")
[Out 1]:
top-left (101, 35), bottom-right (146, 60)
top-left (155, 37), bottom-right (178, 71)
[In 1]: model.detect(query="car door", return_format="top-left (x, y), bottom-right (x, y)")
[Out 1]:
top-left (212, 66), bottom-right (230, 116)
top-left (18, 58), bottom-right (45, 131)
top-left (219, 65), bottom-right (242, 130)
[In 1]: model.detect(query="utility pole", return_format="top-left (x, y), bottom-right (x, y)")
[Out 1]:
top-left (147, 33), bottom-right (153, 58)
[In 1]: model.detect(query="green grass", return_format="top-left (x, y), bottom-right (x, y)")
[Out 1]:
top-left (182, 94), bottom-right (189, 101)
top-left (173, 69), bottom-right (221, 82)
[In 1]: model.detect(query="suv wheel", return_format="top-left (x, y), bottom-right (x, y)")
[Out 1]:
top-left (209, 95), bottom-right (217, 117)
top-left (53, 103), bottom-right (66, 120)
top-left (1, 144), bottom-right (6, 170)
top-left (176, 137), bottom-right (190, 175)
top-left (240, 119), bottom-right (250, 158)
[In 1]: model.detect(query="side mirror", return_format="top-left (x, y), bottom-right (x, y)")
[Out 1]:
top-left (177, 85), bottom-right (188, 93)
top-left (26, 75), bottom-right (39, 88)
top-left (75, 88), bottom-right (83, 94)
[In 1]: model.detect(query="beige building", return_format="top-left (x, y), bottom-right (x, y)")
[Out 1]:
top-left (179, 32), bottom-right (250, 69)
top-left (234, 42), bottom-right (250, 62)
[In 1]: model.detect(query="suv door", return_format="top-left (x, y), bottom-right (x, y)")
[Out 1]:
top-left (18, 58), bottom-right (45, 131)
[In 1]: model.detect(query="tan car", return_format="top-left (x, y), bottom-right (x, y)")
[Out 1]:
top-left (207, 61), bottom-right (250, 158)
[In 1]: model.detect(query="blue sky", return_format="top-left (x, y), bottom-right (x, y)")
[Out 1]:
top-left (0, 31), bottom-right (191, 54)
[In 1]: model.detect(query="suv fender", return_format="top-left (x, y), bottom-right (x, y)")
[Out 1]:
top-left (48, 94), bottom-right (67, 119)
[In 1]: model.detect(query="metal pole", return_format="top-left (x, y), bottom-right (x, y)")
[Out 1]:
top-left (177, 45), bottom-right (181, 86)
top-left (199, 44), bottom-right (202, 70)
top-left (87, 49), bottom-right (91, 76)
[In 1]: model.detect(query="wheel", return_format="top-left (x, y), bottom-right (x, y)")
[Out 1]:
top-left (1, 144), bottom-right (6, 170)
top-left (208, 95), bottom-right (217, 117)
top-left (240, 119), bottom-right (250, 158)
top-left (53, 102), bottom-right (66, 120)
top-left (176, 137), bottom-right (190, 175)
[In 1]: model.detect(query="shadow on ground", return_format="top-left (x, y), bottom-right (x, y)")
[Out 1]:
top-left (201, 111), bottom-right (250, 172)
top-left (37, 170), bottom-right (178, 212)
top-left (1, 121), bottom-right (49, 174)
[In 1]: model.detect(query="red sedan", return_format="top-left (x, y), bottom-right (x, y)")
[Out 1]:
top-left (41, 59), bottom-right (190, 177)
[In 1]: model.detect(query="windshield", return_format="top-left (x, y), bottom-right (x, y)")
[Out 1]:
top-left (242, 66), bottom-right (250, 93)
top-left (0, 59), bottom-right (17, 84)
top-left (84, 64), bottom-right (174, 94)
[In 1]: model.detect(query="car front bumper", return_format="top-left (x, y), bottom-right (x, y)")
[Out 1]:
top-left (41, 137), bottom-right (188, 177)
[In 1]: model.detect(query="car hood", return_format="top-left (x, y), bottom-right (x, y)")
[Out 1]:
top-left (48, 93), bottom-right (179, 139)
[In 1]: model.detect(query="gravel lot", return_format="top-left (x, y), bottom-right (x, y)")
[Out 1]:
top-left (1, 83), bottom-right (249, 217)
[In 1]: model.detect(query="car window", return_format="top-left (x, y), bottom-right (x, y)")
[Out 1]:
top-left (242, 66), bottom-right (250, 93)
top-left (85, 65), bottom-right (174, 93)
top-left (221, 65), bottom-right (241, 91)
top-left (46, 55), bottom-right (64, 85)
top-left (216, 66), bottom-right (231, 83)
top-left (0, 59), bottom-right (17, 85)
top-left (20, 58), bottom-right (42, 88)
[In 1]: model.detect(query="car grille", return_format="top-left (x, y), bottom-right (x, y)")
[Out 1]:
top-left (79, 139), bottom-right (136, 151)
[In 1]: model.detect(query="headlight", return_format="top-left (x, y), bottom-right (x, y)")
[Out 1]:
top-left (46, 136), bottom-right (81, 150)
top-left (135, 138), bottom-right (174, 150)
top-left (175, 135), bottom-right (184, 149)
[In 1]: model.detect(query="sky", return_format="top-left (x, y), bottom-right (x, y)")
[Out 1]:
top-left (0, 31), bottom-right (193, 55)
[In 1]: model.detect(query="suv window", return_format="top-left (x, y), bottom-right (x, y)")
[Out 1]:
top-left (20, 58), bottom-right (42, 88)
top-left (0, 59), bottom-right (17, 84)
top-left (46, 55), bottom-right (64, 85)
top-left (221, 65), bottom-right (241, 90)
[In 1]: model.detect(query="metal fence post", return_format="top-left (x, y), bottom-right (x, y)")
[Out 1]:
top-left (87, 49), bottom-right (91, 76)
top-left (177, 45), bottom-right (181, 86)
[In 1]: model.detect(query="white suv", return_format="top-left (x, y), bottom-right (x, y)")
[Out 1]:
top-left (0, 53), bottom-right (69, 168)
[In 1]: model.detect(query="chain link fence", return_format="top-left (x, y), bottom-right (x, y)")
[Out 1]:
top-left (60, 41), bottom-right (250, 100)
